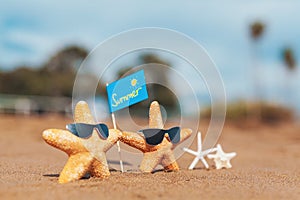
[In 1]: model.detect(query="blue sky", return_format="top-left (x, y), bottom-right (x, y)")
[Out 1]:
top-left (1, 0), bottom-right (300, 109)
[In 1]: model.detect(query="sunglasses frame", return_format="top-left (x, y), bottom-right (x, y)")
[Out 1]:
top-left (66, 123), bottom-right (109, 140)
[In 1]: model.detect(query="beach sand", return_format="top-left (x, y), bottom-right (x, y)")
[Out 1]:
top-left (0, 114), bottom-right (299, 200)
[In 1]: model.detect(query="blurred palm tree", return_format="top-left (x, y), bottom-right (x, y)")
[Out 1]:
top-left (250, 22), bottom-right (265, 40)
top-left (249, 21), bottom-right (266, 121)
top-left (282, 47), bottom-right (297, 108)
top-left (282, 47), bottom-right (296, 71)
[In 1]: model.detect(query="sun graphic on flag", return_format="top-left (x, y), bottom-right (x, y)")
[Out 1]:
top-left (131, 78), bottom-right (137, 86)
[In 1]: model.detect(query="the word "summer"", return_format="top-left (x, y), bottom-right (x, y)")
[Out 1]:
top-left (111, 87), bottom-right (142, 107)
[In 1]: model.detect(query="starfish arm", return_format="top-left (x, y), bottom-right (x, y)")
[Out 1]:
top-left (120, 131), bottom-right (147, 152)
top-left (163, 161), bottom-right (179, 171)
top-left (58, 152), bottom-right (94, 184)
top-left (161, 151), bottom-right (179, 171)
top-left (202, 148), bottom-right (218, 156)
top-left (90, 157), bottom-right (110, 178)
top-left (207, 154), bottom-right (218, 159)
top-left (171, 128), bottom-right (192, 150)
top-left (180, 128), bottom-right (193, 142)
top-left (42, 129), bottom-right (87, 155)
top-left (183, 148), bottom-right (198, 156)
top-left (102, 129), bottom-right (122, 152)
top-left (149, 101), bottom-right (164, 129)
top-left (140, 152), bottom-right (162, 172)
top-left (226, 161), bottom-right (232, 168)
top-left (197, 132), bottom-right (203, 152)
top-left (188, 157), bottom-right (200, 170)
top-left (200, 157), bottom-right (209, 169)
top-left (73, 101), bottom-right (96, 123)
top-left (227, 152), bottom-right (237, 158)
top-left (216, 144), bottom-right (222, 152)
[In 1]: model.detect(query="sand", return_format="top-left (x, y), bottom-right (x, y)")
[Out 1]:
top-left (0, 114), bottom-right (299, 200)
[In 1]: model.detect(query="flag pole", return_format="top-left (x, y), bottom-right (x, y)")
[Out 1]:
top-left (106, 83), bottom-right (124, 172)
top-left (112, 113), bottom-right (124, 172)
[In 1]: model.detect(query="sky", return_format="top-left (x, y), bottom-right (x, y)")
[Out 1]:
top-left (1, 0), bottom-right (300, 110)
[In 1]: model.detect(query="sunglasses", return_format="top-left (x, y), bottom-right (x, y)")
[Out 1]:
top-left (66, 123), bottom-right (109, 139)
top-left (138, 127), bottom-right (181, 146)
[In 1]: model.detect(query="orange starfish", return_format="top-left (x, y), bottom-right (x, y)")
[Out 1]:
top-left (42, 101), bottom-right (121, 183)
top-left (120, 101), bottom-right (192, 172)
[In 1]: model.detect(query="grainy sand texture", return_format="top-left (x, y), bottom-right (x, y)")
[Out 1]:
top-left (0, 115), bottom-right (299, 200)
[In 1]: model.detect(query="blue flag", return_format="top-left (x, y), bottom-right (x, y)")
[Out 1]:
top-left (106, 70), bottom-right (148, 113)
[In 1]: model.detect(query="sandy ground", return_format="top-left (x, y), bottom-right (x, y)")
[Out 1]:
top-left (0, 114), bottom-right (299, 200)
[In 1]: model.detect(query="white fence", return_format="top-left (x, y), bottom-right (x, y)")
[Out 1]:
top-left (0, 94), bottom-right (72, 115)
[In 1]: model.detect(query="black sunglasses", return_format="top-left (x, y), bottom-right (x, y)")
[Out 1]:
top-left (66, 123), bottom-right (109, 139)
top-left (138, 127), bottom-right (181, 146)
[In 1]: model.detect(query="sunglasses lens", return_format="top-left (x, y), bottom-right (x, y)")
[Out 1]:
top-left (67, 123), bottom-right (110, 139)
top-left (167, 127), bottom-right (181, 144)
top-left (66, 124), bottom-right (78, 136)
top-left (76, 124), bottom-right (94, 138)
top-left (66, 123), bottom-right (94, 138)
top-left (96, 124), bottom-right (109, 139)
top-left (142, 129), bottom-right (165, 146)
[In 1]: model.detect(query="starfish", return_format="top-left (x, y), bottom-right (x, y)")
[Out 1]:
top-left (120, 101), bottom-right (192, 172)
top-left (207, 144), bottom-right (237, 169)
top-left (42, 101), bottom-right (122, 183)
top-left (183, 132), bottom-right (217, 169)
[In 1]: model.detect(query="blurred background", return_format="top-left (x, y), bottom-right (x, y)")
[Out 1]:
top-left (0, 0), bottom-right (299, 125)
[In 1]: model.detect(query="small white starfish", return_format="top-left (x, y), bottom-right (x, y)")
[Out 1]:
top-left (183, 132), bottom-right (217, 169)
top-left (207, 144), bottom-right (236, 169)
